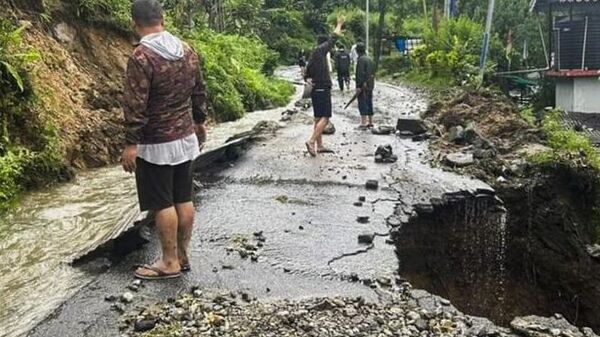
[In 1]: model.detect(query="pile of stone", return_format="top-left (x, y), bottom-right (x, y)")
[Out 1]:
top-left (119, 287), bottom-right (486, 337)
top-left (446, 122), bottom-right (496, 160)
top-left (118, 285), bottom-right (599, 337)
top-left (224, 232), bottom-right (266, 263)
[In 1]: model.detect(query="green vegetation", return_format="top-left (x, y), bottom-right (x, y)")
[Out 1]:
top-left (73, 0), bottom-right (132, 31)
top-left (531, 109), bottom-right (600, 171)
top-left (408, 17), bottom-right (491, 87)
top-left (326, 7), bottom-right (397, 48)
top-left (71, 0), bottom-right (294, 122)
top-left (187, 31), bottom-right (294, 121)
top-left (519, 106), bottom-right (536, 128)
top-left (0, 19), bottom-right (63, 212)
top-left (0, 0), bottom-right (296, 210)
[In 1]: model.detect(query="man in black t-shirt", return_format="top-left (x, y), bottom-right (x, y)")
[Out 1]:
top-left (303, 17), bottom-right (344, 157)
top-left (335, 46), bottom-right (351, 92)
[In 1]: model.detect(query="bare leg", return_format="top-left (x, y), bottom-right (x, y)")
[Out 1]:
top-left (311, 117), bottom-right (329, 149)
top-left (360, 116), bottom-right (367, 127)
top-left (175, 202), bottom-right (195, 268)
top-left (135, 207), bottom-right (180, 276)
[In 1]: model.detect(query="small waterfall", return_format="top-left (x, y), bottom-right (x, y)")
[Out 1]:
top-left (398, 190), bottom-right (509, 323)
top-left (451, 193), bottom-right (507, 319)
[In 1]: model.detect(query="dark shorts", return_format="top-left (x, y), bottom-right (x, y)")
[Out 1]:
top-left (338, 69), bottom-right (350, 78)
top-left (358, 90), bottom-right (374, 116)
top-left (311, 88), bottom-right (332, 118)
top-left (135, 158), bottom-right (194, 212)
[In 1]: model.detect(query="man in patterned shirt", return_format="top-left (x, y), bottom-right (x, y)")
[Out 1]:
top-left (121, 0), bottom-right (207, 280)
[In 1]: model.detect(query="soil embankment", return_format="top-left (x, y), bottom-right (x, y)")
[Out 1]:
top-left (395, 87), bottom-right (600, 331)
top-left (10, 0), bottom-right (132, 169)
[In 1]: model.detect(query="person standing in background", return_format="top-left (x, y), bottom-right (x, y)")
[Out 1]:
top-left (350, 42), bottom-right (360, 70)
top-left (335, 46), bottom-right (351, 92)
top-left (355, 42), bottom-right (375, 129)
top-left (298, 50), bottom-right (307, 77)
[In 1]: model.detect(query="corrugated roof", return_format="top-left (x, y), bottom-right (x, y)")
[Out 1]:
top-left (531, 0), bottom-right (600, 12)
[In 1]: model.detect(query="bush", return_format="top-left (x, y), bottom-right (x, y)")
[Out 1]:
top-left (378, 54), bottom-right (411, 77)
top-left (326, 8), bottom-right (398, 51)
top-left (73, 0), bottom-right (132, 31)
top-left (409, 17), bottom-right (487, 86)
top-left (0, 19), bottom-right (64, 212)
top-left (531, 109), bottom-right (600, 171)
top-left (187, 30), bottom-right (294, 121)
top-left (259, 9), bottom-right (315, 65)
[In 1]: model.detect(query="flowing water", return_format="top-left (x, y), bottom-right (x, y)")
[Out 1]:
top-left (0, 75), bottom-right (302, 337)
top-left (398, 193), bottom-right (510, 323)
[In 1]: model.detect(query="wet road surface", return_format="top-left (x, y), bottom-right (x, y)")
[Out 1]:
top-left (0, 81), bottom-right (304, 337)
top-left (29, 68), bottom-right (492, 337)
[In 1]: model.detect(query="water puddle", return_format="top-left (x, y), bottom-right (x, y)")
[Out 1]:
top-left (0, 77), bottom-right (302, 337)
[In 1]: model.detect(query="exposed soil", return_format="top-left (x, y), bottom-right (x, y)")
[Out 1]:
top-left (423, 88), bottom-right (544, 183)
top-left (424, 89), bottom-right (532, 145)
top-left (397, 87), bottom-right (600, 332)
top-left (7, 0), bottom-right (133, 169)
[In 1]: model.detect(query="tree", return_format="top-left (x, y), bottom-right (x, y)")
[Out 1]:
top-left (374, 0), bottom-right (387, 71)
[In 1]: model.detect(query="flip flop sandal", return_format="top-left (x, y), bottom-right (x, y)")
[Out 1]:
top-left (318, 148), bottom-right (335, 153)
top-left (305, 142), bottom-right (317, 157)
top-left (134, 264), bottom-right (182, 280)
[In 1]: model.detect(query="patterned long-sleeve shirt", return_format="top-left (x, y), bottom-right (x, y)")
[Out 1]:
top-left (123, 44), bottom-right (207, 145)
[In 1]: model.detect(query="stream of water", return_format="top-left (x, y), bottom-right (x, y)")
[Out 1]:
top-left (0, 73), bottom-right (302, 337)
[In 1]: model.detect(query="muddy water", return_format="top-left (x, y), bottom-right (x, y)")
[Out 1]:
top-left (0, 168), bottom-right (139, 337)
top-left (0, 78), bottom-right (302, 337)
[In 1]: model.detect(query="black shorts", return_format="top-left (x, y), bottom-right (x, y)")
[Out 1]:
top-left (311, 88), bottom-right (332, 118)
top-left (135, 158), bottom-right (194, 212)
top-left (358, 90), bottom-right (374, 116)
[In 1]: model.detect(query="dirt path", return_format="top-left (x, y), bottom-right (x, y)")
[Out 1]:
top-left (30, 69), bottom-right (495, 337)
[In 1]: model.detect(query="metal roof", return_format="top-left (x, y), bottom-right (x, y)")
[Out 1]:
top-left (531, 0), bottom-right (600, 12)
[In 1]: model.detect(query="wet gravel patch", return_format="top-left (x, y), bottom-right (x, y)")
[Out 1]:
top-left (119, 285), bottom-right (503, 337)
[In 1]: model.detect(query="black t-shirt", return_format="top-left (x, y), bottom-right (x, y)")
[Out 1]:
top-left (304, 35), bottom-right (338, 89)
top-left (335, 51), bottom-right (351, 72)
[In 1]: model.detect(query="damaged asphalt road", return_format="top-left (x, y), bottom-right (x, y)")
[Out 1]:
top-left (30, 69), bottom-right (493, 337)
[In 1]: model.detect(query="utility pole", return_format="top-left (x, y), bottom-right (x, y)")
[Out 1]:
top-left (374, 0), bottom-right (387, 71)
top-left (479, 0), bottom-right (496, 85)
top-left (444, 0), bottom-right (451, 19)
top-left (366, 0), bottom-right (370, 54)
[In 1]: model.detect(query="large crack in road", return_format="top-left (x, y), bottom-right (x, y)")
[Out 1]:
top-left (29, 69), bottom-right (496, 337)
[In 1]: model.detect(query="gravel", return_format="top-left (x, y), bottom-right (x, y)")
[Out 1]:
top-left (119, 286), bottom-right (502, 337)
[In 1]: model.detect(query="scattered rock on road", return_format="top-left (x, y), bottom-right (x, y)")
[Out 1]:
top-left (358, 232), bottom-right (375, 244)
top-left (374, 144), bottom-right (398, 164)
top-left (366, 180), bottom-right (379, 190)
top-left (120, 292), bottom-right (134, 304)
top-left (371, 125), bottom-right (395, 135)
top-left (323, 121), bottom-right (336, 135)
top-left (356, 216), bottom-right (370, 224)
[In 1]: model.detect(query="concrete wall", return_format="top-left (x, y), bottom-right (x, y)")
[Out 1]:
top-left (555, 77), bottom-right (600, 113)
top-left (555, 79), bottom-right (574, 112)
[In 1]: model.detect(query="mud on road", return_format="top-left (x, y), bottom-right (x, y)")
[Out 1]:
top-left (29, 70), bottom-right (532, 337)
